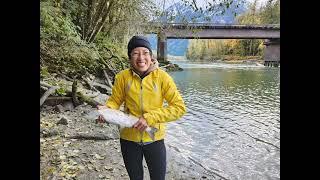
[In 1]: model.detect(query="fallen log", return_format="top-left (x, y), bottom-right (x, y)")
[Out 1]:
top-left (103, 70), bottom-right (113, 88)
top-left (40, 81), bottom-right (53, 88)
top-left (81, 72), bottom-right (99, 91)
top-left (40, 86), bottom-right (59, 106)
top-left (160, 64), bottom-right (173, 68)
top-left (40, 81), bottom-right (102, 107)
top-left (57, 72), bottom-right (74, 81)
top-left (82, 76), bottom-right (99, 92)
top-left (46, 96), bottom-right (72, 101)
top-left (85, 92), bottom-right (100, 98)
top-left (76, 91), bottom-right (102, 107)
top-left (92, 81), bottom-right (112, 93)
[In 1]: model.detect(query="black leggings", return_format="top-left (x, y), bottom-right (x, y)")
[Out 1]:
top-left (120, 139), bottom-right (166, 180)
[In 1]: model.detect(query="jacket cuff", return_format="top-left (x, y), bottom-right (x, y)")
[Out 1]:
top-left (143, 113), bottom-right (156, 126)
top-left (106, 101), bottom-right (119, 110)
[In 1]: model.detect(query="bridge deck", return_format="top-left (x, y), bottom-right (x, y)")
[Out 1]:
top-left (144, 23), bottom-right (280, 39)
top-left (147, 23), bottom-right (280, 30)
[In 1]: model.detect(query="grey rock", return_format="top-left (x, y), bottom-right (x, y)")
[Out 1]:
top-left (41, 129), bottom-right (59, 138)
top-left (57, 117), bottom-right (68, 125)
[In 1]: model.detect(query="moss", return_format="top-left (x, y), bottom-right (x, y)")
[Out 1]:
top-left (40, 66), bottom-right (50, 79)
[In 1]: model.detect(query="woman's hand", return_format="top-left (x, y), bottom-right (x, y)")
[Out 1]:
top-left (133, 117), bottom-right (148, 132)
top-left (96, 105), bottom-right (108, 123)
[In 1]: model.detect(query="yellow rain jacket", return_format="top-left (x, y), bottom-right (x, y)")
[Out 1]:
top-left (106, 67), bottom-right (186, 143)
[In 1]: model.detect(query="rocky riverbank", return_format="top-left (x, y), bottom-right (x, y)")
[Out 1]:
top-left (40, 102), bottom-right (220, 180)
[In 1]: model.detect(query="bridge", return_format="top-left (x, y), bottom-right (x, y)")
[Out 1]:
top-left (143, 23), bottom-right (280, 67)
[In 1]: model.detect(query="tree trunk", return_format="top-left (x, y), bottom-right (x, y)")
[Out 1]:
top-left (88, 0), bottom-right (114, 43)
top-left (85, 0), bottom-right (110, 42)
top-left (83, 0), bottom-right (95, 40)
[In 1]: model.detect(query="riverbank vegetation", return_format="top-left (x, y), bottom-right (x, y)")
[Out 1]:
top-left (186, 0), bottom-right (280, 62)
top-left (40, 0), bottom-right (157, 79)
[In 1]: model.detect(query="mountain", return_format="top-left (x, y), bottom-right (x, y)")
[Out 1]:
top-left (158, 1), bottom-right (246, 24)
top-left (147, 0), bottom-right (247, 56)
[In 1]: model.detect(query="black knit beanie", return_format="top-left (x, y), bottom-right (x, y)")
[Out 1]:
top-left (127, 36), bottom-right (152, 58)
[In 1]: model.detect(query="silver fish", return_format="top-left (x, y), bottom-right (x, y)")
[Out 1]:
top-left (85, 108), bottom-right (158, 141)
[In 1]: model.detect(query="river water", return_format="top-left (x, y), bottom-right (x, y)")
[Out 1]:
top-left (166, 61), bottom-right (280, 180)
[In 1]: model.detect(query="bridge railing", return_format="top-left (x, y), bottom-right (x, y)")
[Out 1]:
top-left (142, 22), bottom-right (280, 30)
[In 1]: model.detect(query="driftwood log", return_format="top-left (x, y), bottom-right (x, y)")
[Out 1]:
top-left (82, 76), bottom-right (99, 92)
top-left (103, 70), bottom-right (113, 88)
top-left (92, 82), bottom-right (112, 93)
top-left (57, 72), bottom-right (74, 81)
top-left (160, 64), bottom-right (173, 68)
top-left (76, 91), bottom-right (101, 107)
top-left (81, 73), bottom-right (111, 94)
top-left (85, 92), bottom-right (100, 98)
top-left (46, 96), bottom-right (73, 101)
top-left (40, 86), bottom-right (59, 106)
top-left (81, 72), bottom-right (100, 92)
top-left (40, 81), bottom-right (102, 107)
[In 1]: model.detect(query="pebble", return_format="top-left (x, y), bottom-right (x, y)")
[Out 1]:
top-left (57, 117), bottom-right (68, 125)
top-left (104, 166), bottom-right (113, 171)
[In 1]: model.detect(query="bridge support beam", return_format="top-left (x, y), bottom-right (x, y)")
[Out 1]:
top-left (157, 31), bottom-right (167, 63)
top-left (263, 39), bottom-right (280, 67)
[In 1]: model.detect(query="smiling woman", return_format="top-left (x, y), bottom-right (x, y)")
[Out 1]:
top-left (97, 35), bottom-right (186, 180)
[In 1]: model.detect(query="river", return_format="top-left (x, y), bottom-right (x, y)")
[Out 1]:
top-left (165, 61), bottom-right (280, 180)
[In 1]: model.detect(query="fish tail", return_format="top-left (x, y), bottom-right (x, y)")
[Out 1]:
top-left (146, 127), bottom-right (158, 141)
top-left (84, 111), bottom-right (100, 121)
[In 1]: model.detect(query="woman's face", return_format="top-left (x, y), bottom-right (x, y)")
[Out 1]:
top-left (130, 47), bottom-right (152, 74)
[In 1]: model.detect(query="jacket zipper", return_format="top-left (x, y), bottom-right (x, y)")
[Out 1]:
top-left (139, 78), bottom-right (144, 143)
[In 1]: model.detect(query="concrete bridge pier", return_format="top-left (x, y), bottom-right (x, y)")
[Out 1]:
top-left (264, 39), bottom-right (280, 67)
top-left (157, 31), bottom-right (167, 63)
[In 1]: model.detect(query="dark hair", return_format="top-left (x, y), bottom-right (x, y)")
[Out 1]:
top-left (127, 36), bottom-right (152, 58)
